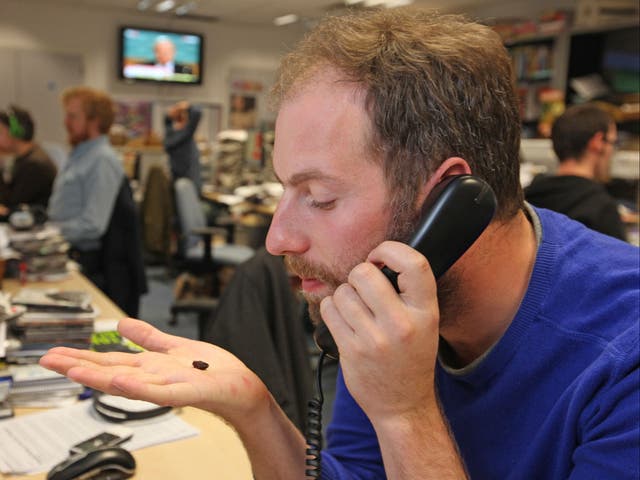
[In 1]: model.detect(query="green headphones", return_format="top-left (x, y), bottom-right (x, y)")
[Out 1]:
top-left (8, 111), bottom-right (26, 139)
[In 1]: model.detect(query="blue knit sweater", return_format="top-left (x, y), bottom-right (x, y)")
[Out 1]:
top-left (321, 207), bottom-right (639, 479)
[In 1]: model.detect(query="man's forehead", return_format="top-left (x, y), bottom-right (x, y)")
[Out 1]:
top-left (64, 98), bottom-right (83, 112)
top-left (274, 167), bottom-right (345, 187)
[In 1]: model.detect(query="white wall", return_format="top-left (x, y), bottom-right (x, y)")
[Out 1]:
top-left (0, 0), bottom-right (306, 137)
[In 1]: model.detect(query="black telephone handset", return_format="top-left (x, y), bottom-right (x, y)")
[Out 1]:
top-left (314, 174), bottom-right (497, 359)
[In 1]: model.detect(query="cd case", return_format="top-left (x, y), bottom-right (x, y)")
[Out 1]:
top-left (11, 288), bottom-right (93, 313)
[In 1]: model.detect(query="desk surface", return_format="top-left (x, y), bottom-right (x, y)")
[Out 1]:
top-left (1, 271), bottom-right (253, 480)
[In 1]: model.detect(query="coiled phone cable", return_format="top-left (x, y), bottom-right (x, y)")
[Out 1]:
top-left (305, 350), bottom-right (327, 479)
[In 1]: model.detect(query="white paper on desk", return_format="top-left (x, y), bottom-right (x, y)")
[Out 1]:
top-left (0, 400), bottom-right (199, 475)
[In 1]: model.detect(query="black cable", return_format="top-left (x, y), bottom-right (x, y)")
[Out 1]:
top-left (305, 350), bottom-right (326, 479)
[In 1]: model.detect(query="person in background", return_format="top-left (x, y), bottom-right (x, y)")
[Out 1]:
top-left (525, 103), bottom-right (627, 240)
top-left (48, 86), bottom-right (146, 316)
top-left (163, 100), bottom-right (202, 192)
top-left (0, 105), bottom-right (57, 216)
top-left (40, 9), bottom-right (638, 479)
top-left (229, 93), bottom-right (257, 130)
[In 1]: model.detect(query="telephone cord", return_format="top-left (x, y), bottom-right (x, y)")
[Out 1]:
top-left (305, 350), bottom-right (326, 479)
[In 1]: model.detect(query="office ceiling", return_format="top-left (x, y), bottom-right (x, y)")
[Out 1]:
top-left (45, 0), bottom-right (500, 27)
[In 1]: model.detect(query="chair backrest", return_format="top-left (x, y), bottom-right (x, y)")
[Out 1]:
top-left (100, 177), bottom-right (147, 316)
top-left (141, 166), bottom-right (173, 258)
top-left (174, 177), bottom-right (206, 252)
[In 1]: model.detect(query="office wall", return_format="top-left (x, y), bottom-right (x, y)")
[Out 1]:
top-left (0, 0), bottom-right (306, 142)
top-left (0, 0), bottom-right (591, 144)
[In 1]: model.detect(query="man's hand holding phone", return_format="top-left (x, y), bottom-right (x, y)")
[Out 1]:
top-left (320, 240), bottom-right (441, 420)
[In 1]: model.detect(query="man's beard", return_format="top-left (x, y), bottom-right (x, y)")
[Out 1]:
top-left (68, 129), bottom-right (90, 147)
top-left (287, 198), bottom-right (467, 330)
top-left (286, 249), bottom-right (363, 327)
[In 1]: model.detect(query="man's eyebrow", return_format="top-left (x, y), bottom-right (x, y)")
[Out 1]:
top-left (276, 169), bottom-right (343, 187)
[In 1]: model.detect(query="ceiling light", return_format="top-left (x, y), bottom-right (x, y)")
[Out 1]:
top-left (362, 0), bottom-right (413, 6)
top-left (137, 0), bottom-right (152, 10)
top-left (273, 14), bottom-right (299, 26)
top-left (384, 0), bottom-right (413, 6)
top-left (154, 0), bottom-right (175, 12)
top-left (344, 0), bottom-right (364, 5)
top-left (175, 1), bottom-right (196, 15)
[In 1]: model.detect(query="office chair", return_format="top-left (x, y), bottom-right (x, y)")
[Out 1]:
top-left (140, 165), bottom-right (174, 266)
top-left (170, 177), bottom-right (254, 337)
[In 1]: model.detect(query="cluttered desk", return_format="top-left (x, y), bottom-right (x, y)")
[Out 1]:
top-left (0, 245), bottom-right (252, 479)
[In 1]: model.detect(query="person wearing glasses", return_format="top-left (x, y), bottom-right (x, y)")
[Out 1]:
top-left (525, 103), bottom-right (627, 240)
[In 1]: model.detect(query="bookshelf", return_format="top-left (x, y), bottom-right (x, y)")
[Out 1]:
top-left (500, 19), bottom-right (638, 138)
top-left (507, 36), bottom-right (565, 125)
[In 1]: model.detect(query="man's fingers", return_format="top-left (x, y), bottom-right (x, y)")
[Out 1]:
top-left (117, 318), bottom-right (183, 353)
top-left (65, 366), bottom-right (170, 398)
top-left (40, 349), bottom-right (141, 372)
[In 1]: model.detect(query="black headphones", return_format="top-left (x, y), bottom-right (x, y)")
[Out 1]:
top-left (93, 392), bottom-right (172, 422)
top-left (7, 108), bottom-right (26, 139)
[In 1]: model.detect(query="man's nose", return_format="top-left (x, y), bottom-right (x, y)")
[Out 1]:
top-left (265, 199), bottom-right (309, 256)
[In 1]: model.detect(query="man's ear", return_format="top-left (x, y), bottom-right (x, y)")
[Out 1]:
top-left (417, 157), bottom-right (472, 206)
top-left (587, 131), bottom-right (606, 154)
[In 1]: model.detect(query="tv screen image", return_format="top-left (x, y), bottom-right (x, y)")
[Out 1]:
top-left (120, 27), bottom-right (204, 84)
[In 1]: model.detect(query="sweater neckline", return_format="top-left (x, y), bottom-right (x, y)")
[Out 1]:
top-left (438, 206), bottom-right (555, 387)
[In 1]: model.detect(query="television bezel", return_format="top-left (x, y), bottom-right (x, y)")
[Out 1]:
top-left (118, 25), bottom-right (205, 86)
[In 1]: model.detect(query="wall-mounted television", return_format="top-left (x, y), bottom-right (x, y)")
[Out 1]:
top-left (119, 26), bottom-right (204, 85)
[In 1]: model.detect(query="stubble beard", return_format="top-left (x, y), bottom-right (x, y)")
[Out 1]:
top-left (285, 250), bottom-right (361, 328)
top-left (68, 128), bottom-right (90, 147)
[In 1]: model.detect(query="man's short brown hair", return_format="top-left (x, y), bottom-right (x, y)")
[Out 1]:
top-left (271, 8), bottom-right (523, 220)
top-left (62, 86), bottom-right (115, 134)
top-left (551, 104), bottom-right (614, 162)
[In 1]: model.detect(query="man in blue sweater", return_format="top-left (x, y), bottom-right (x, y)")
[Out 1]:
top-left (41, 9), bottom-right (639, 479)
